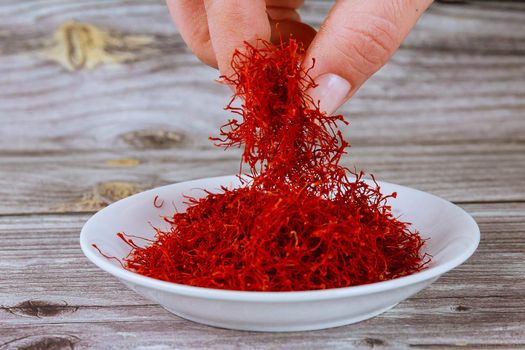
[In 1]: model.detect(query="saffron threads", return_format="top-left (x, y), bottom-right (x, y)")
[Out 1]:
top-left (92, 244), bottom-right (125, 268)
top-left (153, 195), bottom-right (164, 208)
top-left (104, 38), bottom-right (429, 291)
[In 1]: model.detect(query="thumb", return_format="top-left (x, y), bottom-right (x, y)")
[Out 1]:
top-left (305, 0), bottom-right (432, 114)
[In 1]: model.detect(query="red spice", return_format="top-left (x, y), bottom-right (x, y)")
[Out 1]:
top-left (153, 195), bottom-right (164, 208)
top-left (101, 38), bottom-right (429, 291)
top-left (91, 244), bottom-right (125, 268)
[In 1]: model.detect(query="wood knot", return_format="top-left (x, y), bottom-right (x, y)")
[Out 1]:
top-left (453, 305), bottom-right (470, 312)
top-left (359, 338), bottom-right (385, 348)
top-left (121, 129), bottom-right (184, 149)
top-left (95, 181), bottom-right (141, 202)
top-left (1, 334), bottom-right (79, 350)
top-left (56, 181), bottom-right (143, 212)
top-left (6, 300), bottom-right (78, 318)
top-left (43, 21), bottom-right (154, 71)
top-left (106, 158), bottom-right (140, 167)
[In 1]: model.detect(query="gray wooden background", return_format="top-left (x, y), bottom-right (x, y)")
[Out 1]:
top-left (1, 0), bottom-right (524, 349)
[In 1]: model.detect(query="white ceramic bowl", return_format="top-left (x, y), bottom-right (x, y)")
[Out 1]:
top-left (80, 175), bottom-right (480, 332)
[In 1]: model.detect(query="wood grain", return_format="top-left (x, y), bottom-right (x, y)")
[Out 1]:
top-left (0, 0), bottom-right (524, 216)
top-left (0, 0), bottom-right (524, 152)
top-left (1, 0), bottom-right (524, 348)
top-left (0, 143), bottom-right (524, 215)
top-left (0, 211), bottom-right (523, 348)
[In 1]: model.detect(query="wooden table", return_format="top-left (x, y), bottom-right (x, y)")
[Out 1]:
top-left (1, 1), bottom-right (524, 348)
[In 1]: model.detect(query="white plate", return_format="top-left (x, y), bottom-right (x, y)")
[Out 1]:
top-left (80, 175), bottom-right (480, 332)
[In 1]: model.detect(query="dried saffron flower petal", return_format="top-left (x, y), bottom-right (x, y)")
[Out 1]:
top-left (104, 38), bottom-right (429, 291)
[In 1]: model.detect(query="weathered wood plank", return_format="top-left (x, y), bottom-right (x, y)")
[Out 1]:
top-left (1, 317), bottom-right (522, 350)
top-left (460, 202), bottom-right (525, 217)
top-left (1, 0), bottom-right (524, 214)
top-left (0, 143), bottom-right (524, 215)
top-left (0, 0), bottom-right (524, 154)
top-left (1, 0), bottom-right (524, 347)
top-left (0, 296), bottom-right (523, 349)
top-left (0, 211), bottom-right (523, 304)
top-left (0, 211), bottom-right (523, 348)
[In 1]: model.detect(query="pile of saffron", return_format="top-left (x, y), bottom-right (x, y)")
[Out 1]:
top-left (96, 39), bottom-right (428, 291)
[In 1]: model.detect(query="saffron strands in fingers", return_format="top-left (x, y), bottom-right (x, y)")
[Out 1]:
top-left (100, 38), bottom-right (429, 291)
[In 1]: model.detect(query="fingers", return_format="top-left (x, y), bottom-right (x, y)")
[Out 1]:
top-left (167, 0), bottom-right (313, 75)
top-left (266, 0), bottom-right (304, 21)
top-left (166, 0), bottom-right (217, 67)
top-left (203, 0), bottom-right (271, 76)
top-left (266, 0), bottom-right (304, 8)
top-left (306, 0), bottom-right (433, 114)
top-left (267, 0), bottom-right (315, 54)
top-left (269, 19), bottom-right (317, 48)
top-left (267, 7), bottom-right (300, 22)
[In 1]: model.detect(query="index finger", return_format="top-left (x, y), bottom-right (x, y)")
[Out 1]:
top-left (203, 0), bottom-right (271, 76)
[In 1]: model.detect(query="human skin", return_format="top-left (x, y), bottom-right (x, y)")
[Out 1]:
top-left (166, 0), bottom-right (433, 114)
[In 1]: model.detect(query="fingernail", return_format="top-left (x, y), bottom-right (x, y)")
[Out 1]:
top-left (307, 74), bottom-right (351, 114)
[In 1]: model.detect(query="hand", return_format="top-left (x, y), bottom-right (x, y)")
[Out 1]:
top-left (166, 0), bottom-right (433, 114)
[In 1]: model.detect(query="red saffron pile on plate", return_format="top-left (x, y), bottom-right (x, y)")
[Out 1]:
top-left (97, 39), bottom-right (428, 291)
